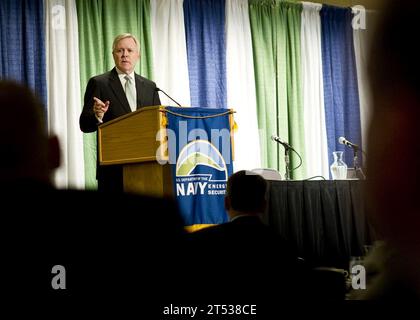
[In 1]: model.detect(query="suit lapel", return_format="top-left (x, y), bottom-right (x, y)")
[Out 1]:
top-left (135, 74), bottom-right (144, 109)
top-left (108, 68), bottom-right (131, 113)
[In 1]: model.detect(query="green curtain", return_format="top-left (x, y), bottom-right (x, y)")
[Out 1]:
top-left (76, 0), bottom-right (154, 189)
top-left (249, 0), bottom-right (305, 179)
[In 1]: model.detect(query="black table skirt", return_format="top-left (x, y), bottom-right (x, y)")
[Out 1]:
top-left (264, 180), bottom-right (376, 268)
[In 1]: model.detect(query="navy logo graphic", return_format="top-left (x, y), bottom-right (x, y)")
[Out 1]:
top-left (175, 140), bottom-right (228, 196)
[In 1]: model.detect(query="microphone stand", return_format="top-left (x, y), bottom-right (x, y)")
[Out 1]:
top-left (351, 146), bottom-right (366, 180)
top-left (271, 135), bottom-right (302, 180)
top-left (352, 147), bottom-right (359, 171)
top-left (284, 146), bottom-right (291, 181)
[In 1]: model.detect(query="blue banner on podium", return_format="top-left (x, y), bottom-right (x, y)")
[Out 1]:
top-left (165, 107), bottom-right (234, 228)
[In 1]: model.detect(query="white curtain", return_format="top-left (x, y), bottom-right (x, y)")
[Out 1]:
top-left (150, 0), bottom-right (191, 107)
top-left (301, 2), bottom-right (329, 179)
top-left (226, 0), bottom-right (261, 172)
top-left (45, 0), bottom-right (85, 189)
top-left (353, 6), bottom-right (375, 153)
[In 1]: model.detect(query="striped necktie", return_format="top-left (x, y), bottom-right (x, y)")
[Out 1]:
top-left (124, 75), bottom-right (136, 112)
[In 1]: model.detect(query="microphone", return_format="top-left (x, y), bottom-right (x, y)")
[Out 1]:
top-left (271, 135), bottom-right (292, 149)
top-left (271, 134), bottom-right (303, 180)
top-left (156, 87), bottom-right (182, 107)
top-left (338, 136), bottom-right (359, 150)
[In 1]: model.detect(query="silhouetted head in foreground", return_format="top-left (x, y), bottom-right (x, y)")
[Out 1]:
top-left (0, 80), bottom-right (59, 185)
top-left (225, 170), bottom-right (267, 219)
top-left (367, 0), bottom-right (420, 297)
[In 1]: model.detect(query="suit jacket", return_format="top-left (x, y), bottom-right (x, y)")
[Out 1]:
top-left (187, 215), bottom-right (309, 301)
top-left (189, 215), bottom-right (298, 259)
top-left (79, 67), bottom-right (161, 133)
top-left (79, 68), bottom-right (161, 186)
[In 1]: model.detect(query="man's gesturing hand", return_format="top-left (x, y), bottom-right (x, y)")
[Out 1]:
top-left (93, 97), bottom-right (110, 121)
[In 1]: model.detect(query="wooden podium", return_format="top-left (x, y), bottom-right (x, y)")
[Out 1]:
top-left (98, 106), bottom-right (173, 197)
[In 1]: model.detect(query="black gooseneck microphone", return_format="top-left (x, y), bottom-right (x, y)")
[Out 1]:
top-left (156, 87), bottom-right (182, 107)
top-left (270, 134), bottom-right (302, 180)
top-left (338, 136), bottom-right (359, 151)
top-left (271, 135), bottom-right (292, 149)
top-left (338, 137), bottom-right (365, 179)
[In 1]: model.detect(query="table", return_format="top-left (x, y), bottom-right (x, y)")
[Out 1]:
top-left (264, 180), bottom-right (376, 268)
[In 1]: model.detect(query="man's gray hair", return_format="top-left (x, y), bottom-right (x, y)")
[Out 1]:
top-left (112, 33), bottom-right (140, 53)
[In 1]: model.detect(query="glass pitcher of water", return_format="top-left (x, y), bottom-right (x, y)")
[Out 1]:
top-left (330, 151), bottom-right (347, 179)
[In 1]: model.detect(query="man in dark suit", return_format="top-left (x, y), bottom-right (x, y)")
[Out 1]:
top-left (79, 33), bottom-right (161, 192)
top-left (187, 170), bottom-right (308, 302)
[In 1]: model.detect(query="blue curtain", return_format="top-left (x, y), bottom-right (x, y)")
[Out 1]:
top-left (183, 0), bottom-right (227, 109)
top-left (0, 0), bottom-right (47, 110)
top-left (321, 6), bottom-right (361, 170)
